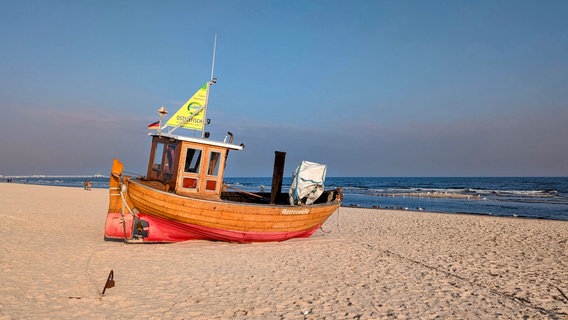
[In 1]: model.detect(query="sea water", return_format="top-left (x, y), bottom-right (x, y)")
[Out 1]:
top-left (225, 177), bottom-right (568, 221)
top-left (4, 176), bottom-right (567, 221)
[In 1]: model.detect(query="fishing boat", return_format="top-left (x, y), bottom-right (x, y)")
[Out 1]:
top-left (104, 56), bottom-right (342, 243)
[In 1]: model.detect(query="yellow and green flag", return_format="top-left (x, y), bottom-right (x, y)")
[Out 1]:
top-left (165, 83), bottom-right (208, 131)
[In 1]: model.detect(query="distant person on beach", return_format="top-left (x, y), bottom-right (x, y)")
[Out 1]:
top-left (84, 180), bottom-right (91, 190)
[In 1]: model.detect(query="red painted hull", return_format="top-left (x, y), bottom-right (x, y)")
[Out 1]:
top-left (105, 212), bottom-right (322, 243)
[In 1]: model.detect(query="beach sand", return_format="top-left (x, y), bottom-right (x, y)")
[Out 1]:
top-left (1, 183), bottom-right (567, 319)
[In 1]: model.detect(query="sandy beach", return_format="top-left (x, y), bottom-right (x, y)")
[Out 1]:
top-left (1, 183), bottom-right (567, 319)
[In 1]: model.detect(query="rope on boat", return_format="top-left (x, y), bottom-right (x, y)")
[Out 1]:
top-left (123, 170), bottom-right (144, 177)
top-left (319, 206), bottom-right (341, 235)
top-left (117, 174), bottom-right (136, 242)
top-left (119, 184), bottom-right (135, 216)
top-left (119, 185), bottom-right (127, 241)
top-left (223, 183), bottom-right (271, 202)
top-left (319, 226), bottom-right (331, 234)
top-left (108, 187), bottom-right (120, 197)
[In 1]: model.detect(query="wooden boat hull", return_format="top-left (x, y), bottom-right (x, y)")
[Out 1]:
top-left (105, 212), bottom-right (323, 242)
top-left (105, 178), bottom-right (341, 243)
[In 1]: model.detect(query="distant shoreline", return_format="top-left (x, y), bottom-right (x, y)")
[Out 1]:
top-left (0, 174), bottom-right (108, 179)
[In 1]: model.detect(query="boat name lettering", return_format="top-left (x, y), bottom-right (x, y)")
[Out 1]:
top-left (281, 208), bottom-right (310, 215)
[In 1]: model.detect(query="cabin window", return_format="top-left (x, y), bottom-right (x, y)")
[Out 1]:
top-left (207, 151), bottom-right (222, 176)
top-left (165, 144), bottom-right (176, 174)
top-left (153, 142), bottom-right (165, 171)
top-left (184, 148), bottom-right (202, 173)
top-left (164, 144), bottom-right (176, 184)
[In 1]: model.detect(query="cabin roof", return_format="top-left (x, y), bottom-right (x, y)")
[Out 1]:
top-left (151, 133), bottom-right (243, 151)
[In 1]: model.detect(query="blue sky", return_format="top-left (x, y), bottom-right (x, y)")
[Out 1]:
top-left (1, 0), bottom-right (567, 177)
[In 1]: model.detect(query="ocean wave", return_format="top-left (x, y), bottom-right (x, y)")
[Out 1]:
top-left (466, 188), bottom-right (559, 198)
top-left (343, 186), bottom-right (382, 192)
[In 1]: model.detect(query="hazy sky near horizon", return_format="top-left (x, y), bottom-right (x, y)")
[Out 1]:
top-left (1, 0), bottom-right (567, 177)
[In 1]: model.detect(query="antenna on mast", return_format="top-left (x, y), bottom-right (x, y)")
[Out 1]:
top-left (210, 34), bottom-right (217, 83)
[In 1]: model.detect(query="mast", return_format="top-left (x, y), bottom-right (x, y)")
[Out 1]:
top-left (201, 34), bottom-right (217, 138)
top-left (210, 34), bottom-right (217, 82)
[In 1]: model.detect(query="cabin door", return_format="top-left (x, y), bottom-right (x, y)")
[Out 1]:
top-left (178, 145), bottom-right (226, 196)
top-left (200, 150), bottom-right (223, 193)
top-left (148, 140), bottom-right (178, 185)
top-left (179, 146), bottom-right (203, 191)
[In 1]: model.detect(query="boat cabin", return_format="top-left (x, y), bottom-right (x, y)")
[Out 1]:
top-left (145, 133), bottom-right (243, 199)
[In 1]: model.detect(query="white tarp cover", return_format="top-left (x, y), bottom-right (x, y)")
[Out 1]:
top-left (289, 161), bottom-right (327, 205)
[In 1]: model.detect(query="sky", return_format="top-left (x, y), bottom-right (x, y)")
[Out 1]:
top-left (1, 0), bottom-right (567, 177)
